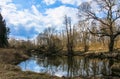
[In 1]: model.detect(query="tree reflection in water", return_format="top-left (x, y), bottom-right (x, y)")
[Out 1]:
top-left (19, 54), bottom-right (111, 78)
top-left (66, 56), bottom-right (111, 77)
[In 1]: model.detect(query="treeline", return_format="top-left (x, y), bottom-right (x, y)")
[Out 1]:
top-left (1, 0), bottom-right (120, 54)
top-left (8, 19), bottom-right (120, 54)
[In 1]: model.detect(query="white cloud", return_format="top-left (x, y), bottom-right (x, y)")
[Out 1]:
top-left (1, 2), bottom-right (43, 31)
top-left (0, 0), bottom-right (79, 39)
top-left (0, 0), bottom-right (12, 5)
top-left (31, 5), bottom-right (42, 16)
top-left (60, 0), bottom-right (82, 6)
top-left (45, 6), bottom-right (78, 27)
top-left (43, 0), bottom-right (56, 5)
top-left (0, 1), bottom-right (18, 28)
top-left (60, 0), bottom-right (93, 6)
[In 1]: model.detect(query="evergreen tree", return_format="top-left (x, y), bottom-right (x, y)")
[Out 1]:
top-left (0, 13), bottom-right (9, 47)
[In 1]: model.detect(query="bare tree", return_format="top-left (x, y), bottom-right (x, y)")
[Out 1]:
top-left (78, 21), bottom-right (90, 52)
top-left (79, 0), bottom-right (120, 52)
top-left (64, 15), bottom-right (74, 55)
top-left (37, 27), bottom-right (63, 54)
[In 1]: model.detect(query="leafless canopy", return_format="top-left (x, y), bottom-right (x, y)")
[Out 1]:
top-left (78, 0), bottom-right (120, 52)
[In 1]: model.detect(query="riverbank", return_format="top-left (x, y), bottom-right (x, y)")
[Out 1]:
top-left (0, 48), bottom-right (61, 79)
top-left (38, 50), bottom-right (120, 60)
top-left (0, 48), bottom-right (29, 65)
top-left (0, 48), bottom-right (120, 79)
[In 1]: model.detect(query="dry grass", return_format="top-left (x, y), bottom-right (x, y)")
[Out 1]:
top-left (74, 40), bottom-right (120, 53)
top-left (0, 66), bottom-right (61, 79)
top-left (0, 65), bottom-right (61, 79)
top-left (0, 48), bottom-right (29, 64)
top-left (0, 48), bottom-right (62, 79)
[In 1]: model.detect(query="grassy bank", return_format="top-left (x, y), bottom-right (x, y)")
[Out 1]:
top-left (0, 48), bottom-right (62, 79)
top-left (0, 63), bottom-right (61, 79)
top-left (0, 48), bottom-right (29, 65)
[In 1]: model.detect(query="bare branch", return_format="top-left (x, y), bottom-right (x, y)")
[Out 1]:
top-left (87, 28), bottom-right (110, 37)
top-left (112, 15), bottom-right (120, 22)
top-left (87, 11), bottom-right (110, 26)
top-left (114, 31), bottom-right (120, 38)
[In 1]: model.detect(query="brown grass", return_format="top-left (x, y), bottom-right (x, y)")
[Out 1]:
top-left (0, 48), bottom-right (29, 64)
top-left (0, 64), bottom-right (61, 79)
top-left (0, 48), bottom-right (62, 79)
top-left (74, 40), bottom-right (120, 53)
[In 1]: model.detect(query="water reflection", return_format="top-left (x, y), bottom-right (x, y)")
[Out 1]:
top-left (18, 55), bottom-right (111, 77)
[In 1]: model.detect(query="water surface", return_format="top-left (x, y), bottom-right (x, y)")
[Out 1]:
top-left (18, 55), bottom-right (111, 77)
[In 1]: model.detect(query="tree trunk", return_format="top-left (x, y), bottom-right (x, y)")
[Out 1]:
top-left (109, 37), bottom-right (114, 52)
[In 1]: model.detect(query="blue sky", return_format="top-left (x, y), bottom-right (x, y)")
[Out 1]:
top-left (0, 0), bottom-right (91, 40)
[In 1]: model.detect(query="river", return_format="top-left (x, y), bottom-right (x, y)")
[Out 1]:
top-left (18, 54), bottom-right (113, 78)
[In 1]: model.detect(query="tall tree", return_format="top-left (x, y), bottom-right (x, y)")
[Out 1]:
top-left (79, 0), bottom-right (120, 52)
top-left (64, 15), bottom-right (74, 55)
top-left (0, 13), bottom-right (9, 47)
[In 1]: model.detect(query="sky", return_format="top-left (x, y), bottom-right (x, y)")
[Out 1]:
top-left (0, 0), bottom-right (92, 40)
